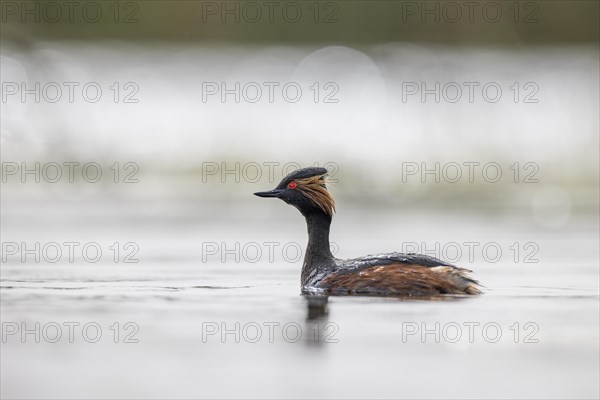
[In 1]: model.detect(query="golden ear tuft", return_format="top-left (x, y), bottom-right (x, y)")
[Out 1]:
top-left (295, 174), bottom-right (335, 217)
top-left (322, 174), bottom-right (336, 189)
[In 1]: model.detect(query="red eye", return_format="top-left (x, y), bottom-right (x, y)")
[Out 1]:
top-left (287, 182), bottom-right (297, 189)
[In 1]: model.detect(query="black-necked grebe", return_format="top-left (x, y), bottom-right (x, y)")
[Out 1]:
top-left (254, 167), bottom-right (481, 297)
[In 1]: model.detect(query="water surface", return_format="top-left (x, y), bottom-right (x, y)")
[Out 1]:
top-left (2, 200), bottom-right (598, 399)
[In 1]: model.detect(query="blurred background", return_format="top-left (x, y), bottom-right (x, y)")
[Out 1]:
top-left (1, 1), bottom-right (599, 399)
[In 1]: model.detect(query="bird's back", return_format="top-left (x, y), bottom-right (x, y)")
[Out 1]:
top-left (309, 252), bottom-right (481, 297)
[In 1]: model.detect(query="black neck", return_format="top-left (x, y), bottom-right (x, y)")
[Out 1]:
top-left (301, 211), bottom-right (334, 285)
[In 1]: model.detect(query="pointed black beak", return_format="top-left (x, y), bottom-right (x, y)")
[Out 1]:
top-left (254, 189), bottom-right (284, 198)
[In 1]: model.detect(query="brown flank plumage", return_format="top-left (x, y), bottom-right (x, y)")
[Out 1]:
top-left (319, 264), bottom-right (481, 296)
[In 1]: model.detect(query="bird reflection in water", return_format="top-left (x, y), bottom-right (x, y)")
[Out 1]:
top-left (303, 295), bottom-right (336, 346)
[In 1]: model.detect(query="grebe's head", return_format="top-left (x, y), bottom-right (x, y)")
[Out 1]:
top-left (254, 167), bottom-right (335, 218)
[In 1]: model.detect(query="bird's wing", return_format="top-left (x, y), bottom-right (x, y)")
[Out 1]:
top-left (339, 252), bottom-right (460, 272)
top-left (319, 253), bottom-right (480, 296)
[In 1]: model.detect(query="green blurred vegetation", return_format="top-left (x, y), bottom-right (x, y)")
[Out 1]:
top-left (1, 0), bottom-right (598, 44)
